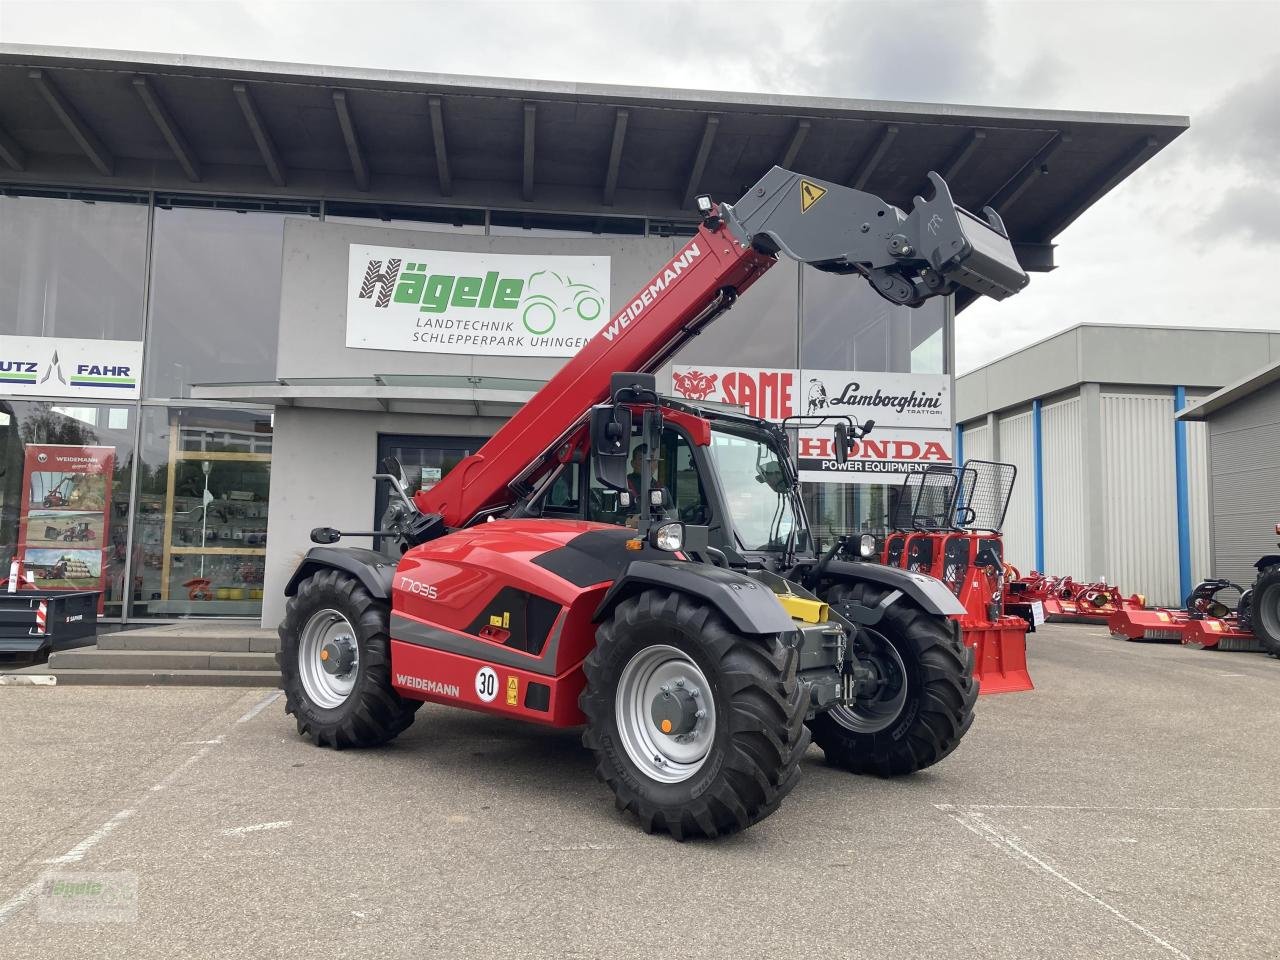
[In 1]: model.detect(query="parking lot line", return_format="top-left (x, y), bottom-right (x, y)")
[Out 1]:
top-left (235, 690), bottom-right (281, 724)
top-left (939, 804), bottom-right (1193, 960)
top-left (0, 689), bottom-right (279, 928)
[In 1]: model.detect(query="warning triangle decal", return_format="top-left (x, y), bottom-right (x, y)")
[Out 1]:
top-left (800, 179), bottom-right (827, 213)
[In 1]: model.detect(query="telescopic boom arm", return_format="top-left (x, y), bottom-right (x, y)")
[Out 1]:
top-left (416, 167), bottom-right (1028, 528)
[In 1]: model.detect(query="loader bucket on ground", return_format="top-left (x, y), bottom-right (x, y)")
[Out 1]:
top-left (966, 620), bottom-right (1034, 694)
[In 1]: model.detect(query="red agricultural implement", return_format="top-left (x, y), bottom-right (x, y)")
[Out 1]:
top-left (1107, 578), bottom-right (1264, 651)
top-left (882, 461), bottom-right (1033, 694)
top-left (1009, 572), bottom-right (1145, 624)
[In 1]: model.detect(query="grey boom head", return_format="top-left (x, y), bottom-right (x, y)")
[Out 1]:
top-left (721, 166), bottom-right (1030, 307)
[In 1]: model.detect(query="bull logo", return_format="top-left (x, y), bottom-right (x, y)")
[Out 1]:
top-left (806, 379), bottom-right (829, 413)
top-left (672, 370), bottom-right (718, 401)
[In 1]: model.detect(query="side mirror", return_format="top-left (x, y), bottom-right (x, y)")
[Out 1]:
top-left (378, 456), bottom-right (408, 488)
top-left (833, 422), bottom-right (851, 465)
top-left (374, 456), bottom-right (415, 511)
top-left (590, 405), bottom-right (632, 491)
top-left (310, 527), bottom-right (341, 544)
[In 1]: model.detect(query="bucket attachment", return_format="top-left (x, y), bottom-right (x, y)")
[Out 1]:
top-left (966, 622), bottom-right (1034, 695)
top-left (888, 460), bottom-right (1033, 694)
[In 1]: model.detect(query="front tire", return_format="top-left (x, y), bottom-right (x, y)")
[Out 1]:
top-left (580, 589), bottom-right (809, 840)
top-left (278, 569), bottom-right (420, 748)
top-left (808, 582), bottom-right (977, 776)
top-left (1250, 567), bottom-right (1280, 658)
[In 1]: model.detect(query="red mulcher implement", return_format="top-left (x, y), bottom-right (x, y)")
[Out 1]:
top-left (882, 461), bottom-right (1033, 694)
top-left (1010, 572), bottom-right (1146, 625)
top-left (278, 166), bottom-right (1029, 839)
top-left (1108, 577), bottom-right (1263, 652)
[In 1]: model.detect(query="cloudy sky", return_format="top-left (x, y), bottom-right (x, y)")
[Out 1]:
top-left (3, 0), bottom-right (1277, 371)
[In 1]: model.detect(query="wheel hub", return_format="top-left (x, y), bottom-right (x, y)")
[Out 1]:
top-left (320, 636), bottom-right (356, 676)
top-left (650, 681), bottom-right (701, 737)
top-left (615, 645), bottom-right (717, 784)
top-left (829, 630), bottom-right (909, 734)
top-left (297, 609), bottom-right (360, 710)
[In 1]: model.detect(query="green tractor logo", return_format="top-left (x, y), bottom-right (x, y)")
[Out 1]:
top-left (521, 271), bottom-right (605, 336)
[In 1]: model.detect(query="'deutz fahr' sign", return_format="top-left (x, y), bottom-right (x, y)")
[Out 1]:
top-left (346, 244), bottom-right (611, 358)
top-left (0, 335), bottom-right (142, 401)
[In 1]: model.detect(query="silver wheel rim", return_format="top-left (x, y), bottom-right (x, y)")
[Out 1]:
top-left (615, 644), bottom-right (717, 784)
top-left (298, 608), bottom-right (359, 709)
top-left (829, 637), bottom-right (909, 734)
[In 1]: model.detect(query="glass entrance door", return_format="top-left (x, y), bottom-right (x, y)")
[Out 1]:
top-left (374, 434), bottom-right (486, 549)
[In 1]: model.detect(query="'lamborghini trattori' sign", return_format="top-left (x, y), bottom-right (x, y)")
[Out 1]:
top-left (670, 364), bottom-right (952, 485)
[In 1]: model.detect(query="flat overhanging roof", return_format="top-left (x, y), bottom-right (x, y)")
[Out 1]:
top-left (1176, 358), bottom-right (1280, 421)
top-left (0, 44), bottom-right (1188, 278)
top-left (191, 375), bottom-right (543, 417)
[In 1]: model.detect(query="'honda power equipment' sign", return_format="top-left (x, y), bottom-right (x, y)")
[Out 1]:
top-left (346, 244), bottom-right (611, 358)
top-left (670, 364), bottom-right (952, 485)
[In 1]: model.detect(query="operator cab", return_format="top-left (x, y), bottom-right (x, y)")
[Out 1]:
top-left (520, 391), bottom-right (828, 571)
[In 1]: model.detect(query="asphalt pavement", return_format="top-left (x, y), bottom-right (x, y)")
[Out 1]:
top-left (2, 623), bottom-right (1278, 960)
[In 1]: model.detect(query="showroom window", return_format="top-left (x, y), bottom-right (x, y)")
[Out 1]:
top-left (130, 406), bottom-right (273, 619)
top-left (0, 192), bottom-right (149, 342)
top-left (801, 267), bottom-right (947, 374)
top-left (0, 400), bottom-right (137, 619)
top-left (143, 199), bottom-right (318, 399)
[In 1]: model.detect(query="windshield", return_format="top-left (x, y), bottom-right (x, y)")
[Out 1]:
top-left (707, 428), bottom-right (806, 552)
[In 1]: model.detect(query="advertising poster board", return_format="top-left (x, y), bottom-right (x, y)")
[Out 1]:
top-left (17, 444), bottom-right (115, 610)
top-left (670, 363), bottom-right (953, 484)
top-left (346, 244), bottom-right (611, 358)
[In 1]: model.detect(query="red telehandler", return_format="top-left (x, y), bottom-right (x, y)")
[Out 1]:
top-left (279, 167), bottom-right (1029, 838)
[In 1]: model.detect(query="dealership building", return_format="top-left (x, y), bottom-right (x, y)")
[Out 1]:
top-left (956, 325), bottom-right (1280, 606)
top-left (0, 45), bottom-right (1185, 626)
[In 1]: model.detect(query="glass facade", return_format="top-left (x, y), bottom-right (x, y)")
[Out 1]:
top-left (145, 202), bottom-right (313, 398)
top-left (131, 407), bottom-right (273, 618)
top-left (0, 190), bottom-right (289, 621)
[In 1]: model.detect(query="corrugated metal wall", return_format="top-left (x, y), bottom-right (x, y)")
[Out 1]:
top-left (961, 422), bottom-right (992, 462)
top-left (1101, 392), bottom-right (1180, 605)
top-left (1207, 389), bottom-right (1280, 586)
top-left (998, 411), bottom-right (1036, 573)
top-left (1185, 419), bottom-right (1211, 583)
top-left (1041, 396), bottom-right (1088, 577)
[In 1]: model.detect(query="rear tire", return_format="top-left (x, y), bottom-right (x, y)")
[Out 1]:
top-left (278, 569), bottom-right (420, 748)
top-left (1250, 567), bottom-right (1280, 658)
top-left (580, 589), bottom-right (809, 840)
top-left (808, 581), bottom-right (977, 776)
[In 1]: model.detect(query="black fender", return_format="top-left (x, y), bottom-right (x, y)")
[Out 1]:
top-left (1255, 555), bottom-right (1280, 574)
top-left (592, 559), bottom-right (795, 636)
top-left (820, 559), bottom-right (966, 617)
top-left (283, 546), bottom-right (397, 601)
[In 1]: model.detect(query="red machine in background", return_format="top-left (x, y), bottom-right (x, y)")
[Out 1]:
top-left (1107, 578), bottom-right (1263, 651)
top-left (883, 460), bottom-right (1033, 694)
top-left (1008, 571), bottom-right (1146, 624)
